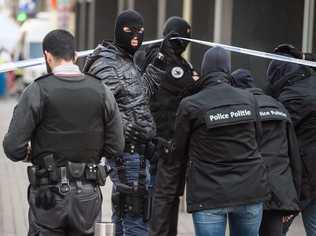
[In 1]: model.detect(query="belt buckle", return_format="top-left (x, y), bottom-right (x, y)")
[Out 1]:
top-left (58, 166), bottom-right (71, 195)
top-left (58, 181), bottom-right (71, 195)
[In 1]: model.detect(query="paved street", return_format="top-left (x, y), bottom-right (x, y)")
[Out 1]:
top-left (0, 97), bottom-right (305, 235)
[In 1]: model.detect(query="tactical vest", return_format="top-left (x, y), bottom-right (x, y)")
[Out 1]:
top-left (31, 74), bottom-right (106, 166)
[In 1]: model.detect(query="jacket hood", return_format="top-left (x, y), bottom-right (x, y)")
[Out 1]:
top-left (201, 46), bottom-right (231, 78)
top-left (231, 69), bottom-right (255, 89)
top-left (266, 53), bottom-right (303, 85)
top-left (266, 53), bottom-right (311, 97)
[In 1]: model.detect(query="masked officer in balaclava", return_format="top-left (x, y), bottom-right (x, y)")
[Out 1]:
top-left (135, 16), bottom-right (199, 236)
top-left (84, 10), bottom-right (174, 236)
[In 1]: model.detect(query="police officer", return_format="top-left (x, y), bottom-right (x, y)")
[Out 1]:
top-left (135, 16), bottom-right (198, 236)
top-left (267, 44), bottom-right (316, 236)
top-left (83, 10), bottom-right (172, 236)
top-left (3, 29), bottom-right (124, 236)
top-left (170, 47), bottom-right (269, 236)
top-left (231, 69), bottom-right (301, 236)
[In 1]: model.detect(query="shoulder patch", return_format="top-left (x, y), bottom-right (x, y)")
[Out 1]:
top-left (34, 73), bottom-right (53, 81)
top-left (171, 66), bottom-right (184, 79)
top-left (204, 104), bottom-right (255, 129)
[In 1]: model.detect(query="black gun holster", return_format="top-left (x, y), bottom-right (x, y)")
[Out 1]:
top-left (113, 148), bottom-right (153, 222)
top-left (112, 188), bottom-right (152, 222)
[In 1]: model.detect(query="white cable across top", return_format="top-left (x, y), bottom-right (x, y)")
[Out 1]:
top-left (0, 37), bottom-right (315, 73)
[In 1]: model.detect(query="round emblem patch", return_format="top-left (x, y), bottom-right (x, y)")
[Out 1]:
top-left (171, 67), bottom-right (184, 79)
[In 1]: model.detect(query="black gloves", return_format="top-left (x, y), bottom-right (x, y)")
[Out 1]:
top-left (125, 121), bottom-right (155, 144)
top-left (153, 31), bottom-right (180, 70)
top-left (35, 186), bottom-right (56, 210)
top-left (159, 31), bottom-right (179, 56)
top-left (273, 44), bottom-right (302, 59)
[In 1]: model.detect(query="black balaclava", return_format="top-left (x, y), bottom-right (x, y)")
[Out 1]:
top-left (163, 16), bottom-right (191, 55)
top-left (231, 69), bottom-right (255, 89)
top-left (201, 46), bottom-right (231, 78)
top-left (114, 10), bottom-right (144, 55)
top-left (187, 47), bottom-right (230, 93)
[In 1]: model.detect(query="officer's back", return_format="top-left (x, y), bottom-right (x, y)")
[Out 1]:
top-left (231, 69), bottom-right (301, 236)
top-left (267, 58), bottom-right (316, 182)
top-left (3, 29), bottom-right (124, 236)
top-left (275, 68), bottom-right (316, 149)
top-left (175, 47), bottom-right (268, 214)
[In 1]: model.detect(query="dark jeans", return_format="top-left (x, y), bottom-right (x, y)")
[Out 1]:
top-left (282, 200), bottom-right (316, 236)
top-left (192, 203), bottom-right (263, 236)
top-left (28, 184), bottom-right (102, 236)
top-left (260, 210), bottom-right (283, 236)
top-left (302, 200), bottom-right (316, 236)
top-left (110, 153), bottom-right (150, 236)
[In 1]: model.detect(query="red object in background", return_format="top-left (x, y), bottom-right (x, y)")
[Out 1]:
top-left (7, 71), bottom-right (16, 94)
top-left (50, 0), bottom-right (57, 10)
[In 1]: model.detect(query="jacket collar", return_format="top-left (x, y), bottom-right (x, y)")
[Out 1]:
top-left (202, 71), bottom-right (230, 88)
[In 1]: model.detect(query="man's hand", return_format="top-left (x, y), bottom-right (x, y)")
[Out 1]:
top-left (159, 31), bottom-right (180, 57)
top-left (125, 121), bottom-right (155, 144)
top-left (282, 214), bottom-right (295, 223)
top-left (152, 32), bottom-right (180, 70)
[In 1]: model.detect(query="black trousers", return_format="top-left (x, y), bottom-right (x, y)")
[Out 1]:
top-left (259, 210), bottom-right (283, 236)
top-left (150, 157), bottom-right (185, 236)
top-left (28, 184), bottom-right (102, 236)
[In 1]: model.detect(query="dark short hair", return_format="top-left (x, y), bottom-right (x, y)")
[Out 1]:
top-left (42, 29), bottom-right (75, 61)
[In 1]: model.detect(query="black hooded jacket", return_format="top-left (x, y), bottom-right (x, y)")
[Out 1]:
top-left (136, 43), bottom-right (196, 140)
top-left (173, 47), bottom-right (269, 212)
top-left (252, 88), bottom-right (301, 212)
top-left (83, 42), bottom-right (164, 141)
top-left (267, 59), bottom-right (316, 202)
top-left (138, 45), bottom-right (196, 236)
top-left (232, 69), bottom-right (301, 213)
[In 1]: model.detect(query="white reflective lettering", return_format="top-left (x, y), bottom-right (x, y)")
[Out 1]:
top-left (230, 110), bottom-right (252, 118)
top-left (209, 113), bottom-right (229, 121)
top-left (270, 110), bottom-right (287, 117)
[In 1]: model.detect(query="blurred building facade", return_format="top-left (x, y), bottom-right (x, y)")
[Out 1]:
top-left (76, 0), bottom-right (314, 87)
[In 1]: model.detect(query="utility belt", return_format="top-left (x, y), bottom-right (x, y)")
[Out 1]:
top-left (27, 154), bottom-right (110, 195)
top-left (124, 138), bottom-right (174, 158)
top-left (124, 142), bottom-right (149, 155)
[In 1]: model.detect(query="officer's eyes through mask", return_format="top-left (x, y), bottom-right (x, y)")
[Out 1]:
top-left (114, 10), bottom-right (144, 55)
